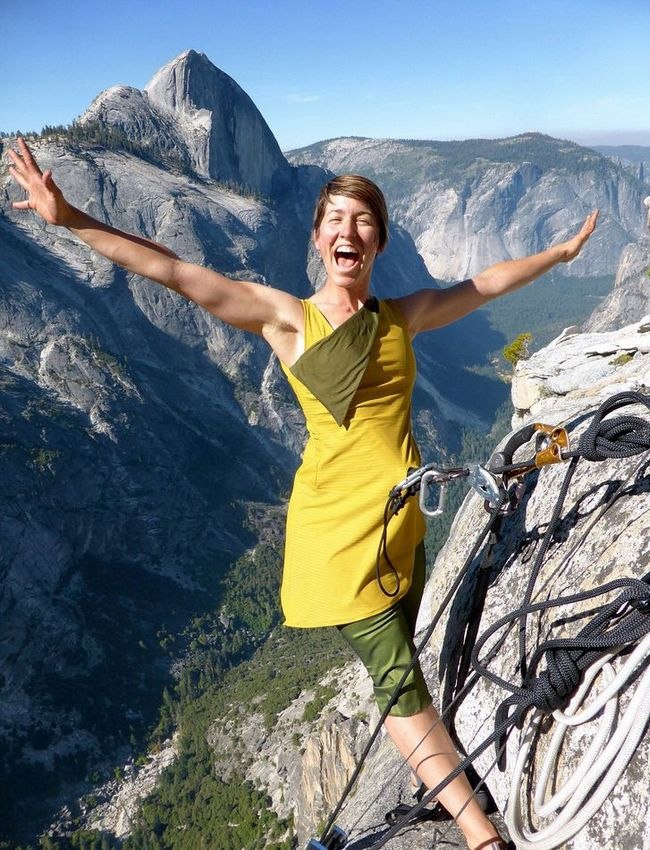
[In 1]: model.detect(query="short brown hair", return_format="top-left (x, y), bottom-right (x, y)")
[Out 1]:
top-left (312, 174), bottom-right (389, 252)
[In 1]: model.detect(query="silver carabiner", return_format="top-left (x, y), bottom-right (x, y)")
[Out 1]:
top-left (419, 470), bottom-right (447, 517)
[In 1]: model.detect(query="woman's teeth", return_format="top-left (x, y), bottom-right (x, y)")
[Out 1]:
top-left (335, 247), bottom-right (360, 267)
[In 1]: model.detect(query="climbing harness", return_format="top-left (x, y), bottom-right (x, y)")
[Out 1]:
top-left (306, 391), bottom-right (650, 850)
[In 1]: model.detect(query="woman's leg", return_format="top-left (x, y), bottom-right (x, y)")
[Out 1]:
top-left (388, 547), bottom-right (502, 847)
top-left (339, 545), bottom-right (504, 849)
top-left (383, 705), bottom-right (501, 848)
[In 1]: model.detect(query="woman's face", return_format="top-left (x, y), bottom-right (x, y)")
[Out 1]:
top-left (313, 194), bottom-right (380, 291)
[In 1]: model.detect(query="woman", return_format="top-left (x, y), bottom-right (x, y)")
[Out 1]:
top-left (7, 138), bottom-right (597, 849)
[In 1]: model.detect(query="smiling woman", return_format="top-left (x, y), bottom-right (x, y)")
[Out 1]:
top-left (6, 137), bottom-right (598, 849)
top-left (309, 175), bottom-right (389, 322)
top-left (312, 199), bottom-right (379, 310)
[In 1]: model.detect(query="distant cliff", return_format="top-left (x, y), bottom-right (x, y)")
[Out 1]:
top-left (288, 134), bottom-right (648, 283)
top-left (584, 237), bottom-right (650, 332)
top-left (594, 144), bottom-right (650, 188)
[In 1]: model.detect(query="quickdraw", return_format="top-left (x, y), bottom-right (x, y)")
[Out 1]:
top-left (389, 464), bottom-right (468, 518)
top-left (388, 420), bottom-right (571, 522)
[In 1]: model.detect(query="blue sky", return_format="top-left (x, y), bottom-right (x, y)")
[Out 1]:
top-left (1, 0), bottom-right (649, 150)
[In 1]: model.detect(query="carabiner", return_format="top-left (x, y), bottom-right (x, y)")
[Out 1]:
top-left (419, 470), bottom-right (448, 517)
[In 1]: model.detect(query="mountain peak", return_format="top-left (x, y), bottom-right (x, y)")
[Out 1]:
top-left (78, 51), bottom-right (289, 195)
top-left (178, 48), bottom-right (208, 62)
top-left (141, 51), bottom-right (288, 194)
top-left (144, 50), bottom-right (220, 108)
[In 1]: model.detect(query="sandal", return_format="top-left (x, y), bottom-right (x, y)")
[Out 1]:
top-left (385, 798), bottom-right (453, 825)
top-left (385, 774), bottom-right (496, 826)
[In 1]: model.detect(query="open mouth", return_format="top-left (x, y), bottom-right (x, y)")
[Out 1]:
top-left (334, 247), bottom-right (360, 269)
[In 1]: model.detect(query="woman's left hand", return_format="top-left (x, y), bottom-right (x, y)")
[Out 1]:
top-left (560, 210), bottom-right (599, 262)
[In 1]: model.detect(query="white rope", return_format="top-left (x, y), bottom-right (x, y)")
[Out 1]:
top-left (505, 633), bottom-right (650, 850)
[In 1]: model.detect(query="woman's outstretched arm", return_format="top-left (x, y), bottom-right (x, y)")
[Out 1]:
top-left (7, 139), bottom-right (304, 360)
top-left (397, 210), bottom-right (599, 336)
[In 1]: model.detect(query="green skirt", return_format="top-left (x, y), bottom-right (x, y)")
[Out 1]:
top-left (337, 543), bottom-right (432, 717)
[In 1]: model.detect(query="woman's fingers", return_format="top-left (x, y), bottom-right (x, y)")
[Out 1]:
top-left (7, 145), bottom-right (37, 195)
top-left (578, 210), bottom-right (599, 246)
top-left (6, 139), bottom-right (42, 188)
top-left (7, 164), bottom-right (29, 191)
top-left (6, 149), bottom-right (27, 179)
top-left (17, 137), bottom-right (41, 174)
top-left (578, 210), bottom-right (597, 235)
top-left (6, 139), bottom-right (63, 222)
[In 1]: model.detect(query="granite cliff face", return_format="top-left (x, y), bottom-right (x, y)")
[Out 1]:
top-left (583, 237), bottom-right (650, 332)
top-left (430, 318), bottom-right (650, 850)
top-left (83, 49), bottom-right (290, 196)
top-left (0, 148), bottom-right (305, 837)
top-left (288, 135), bottom-right (648, 282)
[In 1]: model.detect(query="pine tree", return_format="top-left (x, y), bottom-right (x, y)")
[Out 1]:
top-left (503, 332), bottom-right (533, 367)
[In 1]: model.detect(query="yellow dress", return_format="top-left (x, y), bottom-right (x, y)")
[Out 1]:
top-left (280, 297), bottom-right (426, 627)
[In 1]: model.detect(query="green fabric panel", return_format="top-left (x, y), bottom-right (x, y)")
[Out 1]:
top-left (290, 297), bottom-right (380, 426)
top-left (337, 543), bottom-right (431, 717)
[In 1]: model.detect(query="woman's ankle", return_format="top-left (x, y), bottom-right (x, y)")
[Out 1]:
top-left (458, 817), bottom-right (501, 849)
top-left (471, 837), bottom-right (511, 850)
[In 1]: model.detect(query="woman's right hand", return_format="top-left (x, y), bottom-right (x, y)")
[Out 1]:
top-left (5, 137), bottom-right (304, 361)
top-left (7, 137), bottom-right (72, 226)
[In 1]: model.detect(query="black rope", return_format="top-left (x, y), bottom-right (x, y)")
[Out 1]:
top-left (445, 520), bottom-right (503, 749)
top-left (472, 578), bottom-right (650, 767)
top-left (517, 456), bottom-right (579, 677)
top-left (375, 499), bottom-right (402, 597)
top-left (572, 390), bottom-right (650, 462)
top-left (474, 390), bottom-right (650, 768)
top-left (491, 391), bottom-right (650, 478)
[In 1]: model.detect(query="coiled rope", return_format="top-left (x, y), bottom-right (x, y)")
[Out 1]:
top-left (506, 634), bottom-right (650, 850)
top-left (471, 391), bottom-right (650, 849)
